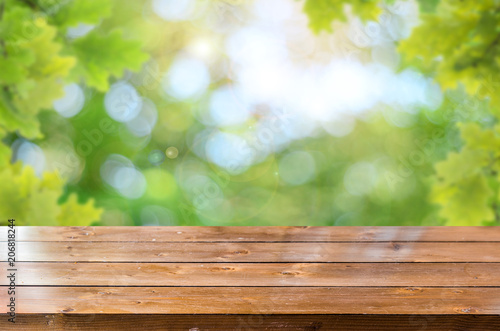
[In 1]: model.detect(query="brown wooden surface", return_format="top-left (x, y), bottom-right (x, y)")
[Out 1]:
top-left (3, 314), bottom-right (500, 330)
top-left (6, 286), bottom-right (500, 314)
top-left (2, 241), bottom-right (500, 262)
top-left (2, 226), bottom-right (500, 242)
top-left (2, 262), bottom-right (499, 286)
top-left (1, 226), bottom-right (500, 329)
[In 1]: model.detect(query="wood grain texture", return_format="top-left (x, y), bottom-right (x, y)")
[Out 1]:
top-left (2, 241), bottom-right (499, 262)
top-left (2, 262), bottom-right (499, 287)
top-left (3, 286), bottom-right (500, 314)
top-left (2, 226), bottom-right (500, 242)
top-left (3, 314), bottom-right (500, 330)
top-left (2, 226), bottom-right (500, 328)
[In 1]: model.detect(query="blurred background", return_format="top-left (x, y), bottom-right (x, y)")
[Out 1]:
top-left (1, 0), bottom-right (497, 226)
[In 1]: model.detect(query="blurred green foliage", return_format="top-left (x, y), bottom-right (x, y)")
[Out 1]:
top-left (305, 0), bottom-right (500, 226)
top-left (0, 0), bottom-right (498, 226)
top-left (304, 0), bottom-right (385, 33)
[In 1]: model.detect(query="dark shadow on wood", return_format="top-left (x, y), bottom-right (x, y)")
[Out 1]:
top-left (4, 314), bottom-right (500, 330)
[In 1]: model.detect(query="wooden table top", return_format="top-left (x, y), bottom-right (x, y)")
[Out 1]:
top-left (1, 226), bottom-right (500, 330)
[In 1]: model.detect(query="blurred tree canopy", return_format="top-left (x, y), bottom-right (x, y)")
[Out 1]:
top-left (0, 0), bottom-right (498, 226)
top-left (305, 0), bottom-right (500, 225)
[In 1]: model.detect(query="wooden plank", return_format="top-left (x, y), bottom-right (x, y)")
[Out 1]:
top-left (3, 287), bottom-right (500, 314)
top-left (2, 226), bottom-right (500, 242)
top-left (2, 262), bottom-right (500, 287)
top-left (3, 314), bottom-right (500, 330)
top-left (2, 227), bottom-right (499, 326)
top-left (2, 242), bottom-right (499, 262)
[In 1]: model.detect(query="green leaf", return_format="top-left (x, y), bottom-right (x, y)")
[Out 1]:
top-left (13, 76), bottom-right (67, 115)
top-left (70, 29), bottom-right (149, 91)
top-left (398, 0), bottom-right (500, 112)
top-left (303, 0), bottom-right (382, 33)
top-left (54, 0), bottom-right (113, 28)
top-left (56, 194), bottom-right (103, 226)
top-left (0, 89), bottom-right (42, 138)
top-left (0, 164), bottom-right (61, 225)
top-left (0, 159), bottom-right (102, 226)
top-left (434, 148), bottom-right (488, 186)
top-left (459, 122), bottom-right (500, 152)
top-left (433, 175), bottom-right (494, 226)
top-left (0, 57), bottom-right (27, 84)
top-left (0, 15), bottom-right (75, 138)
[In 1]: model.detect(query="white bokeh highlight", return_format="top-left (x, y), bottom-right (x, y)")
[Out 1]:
top-left (104, 81), bottom-right (143, 122)
top-left (12, 140), bottom-right (46, 177)
top-left (152, 0), bottom-right (195, 21)
top-left (100, 154), bottom-right (146, 199)
top-left (53, 83), bottom-right (85, 118)
top-left (125, 98), bottom-right (158, 137)
top-left (162, 57), bottom-right (210, 100)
